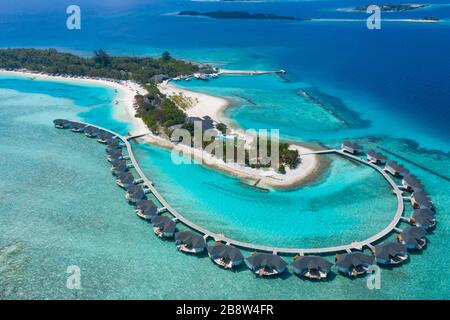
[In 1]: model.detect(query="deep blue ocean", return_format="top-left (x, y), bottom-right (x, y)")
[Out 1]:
top-left (0, 0), bottom-right (449, 299)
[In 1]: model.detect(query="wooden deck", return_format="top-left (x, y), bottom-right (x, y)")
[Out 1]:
top-left (64, 121), bottom-right (405, 255)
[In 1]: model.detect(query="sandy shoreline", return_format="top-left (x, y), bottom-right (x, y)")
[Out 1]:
top-left (0, 69), bottom-right (322, 189)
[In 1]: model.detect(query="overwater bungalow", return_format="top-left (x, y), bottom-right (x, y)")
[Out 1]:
top-left (245, 253), bottom-right (287, 277)
top-left (366, 149), bottom-right (387, 164)
top-left (292, 255), bottom-right (333, 280)
top-left (384, 160), bottom-right (409, 177)
top-left (110, 159), bottom-right (127, 168)
top-left (97, 132), bottom-right (114, 144)
top-left (152, 216), bottom-right (176, 238)
top-left (111, 163), bottom-right (129, 176)
top-left (70, 122), bottom-right (86, 133)
top-left (397, 226), bottom-right (427, 250)
top-left (134, 199), bottom-right (158, 220)
top-left (84, 126), bottom-right (100, 138)
top-left (53, 119), bottom-right (71, 129)
top-left (207, 243), bottom-right (244, 269)
top-left (175, 231), bottom-right (206, 254)
top-left (410, 208), bottom-right (436, 230)
top-left (107, 150), bottom-right (123, 162)
top-left (375, 242), bottom-right (408, 266)
top-left (411, 191), bottom-right (433, 209)
top-left (341, 141), bottom-right (364, 154)
top-left (116, 171), bottom-right (135, 188)
top-left (105, 139), bottom-right (122, 150)
top-left (335, 252), bottom-right (374, 277)
top-left (125, 185), bottom-right (146, 203)
top-left (402, 174), bottom-right (424, 192)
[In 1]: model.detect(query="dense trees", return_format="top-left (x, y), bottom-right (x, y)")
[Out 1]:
top-left (0, 48), bottom-right (198, 83)
top-left (0, 48), bottom-right (198, 131)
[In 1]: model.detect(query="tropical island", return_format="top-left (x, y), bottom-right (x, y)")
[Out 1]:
top-left (353, 4), bottom-right (427, 12)
top-left (178, 10), bottom-right (310, 21)
top-left (0, 48), bottom-right (311, 186)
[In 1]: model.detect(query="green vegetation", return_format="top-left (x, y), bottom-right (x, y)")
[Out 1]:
top-left (0, 48), bottom-right (199, 130)
top-left (178, 10), bottom-right (310, 21)
top-left (0, 48), bottom-right (301, 171)
top-left (353, 4), bottom-right (426, 12)
top-left (135, 84), bottom-right (186, 132)
top-left (0, 48), bottom-right (198, 83)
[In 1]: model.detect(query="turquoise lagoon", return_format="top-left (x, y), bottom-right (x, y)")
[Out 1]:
top-left (1, 0), bottom-right (449, 299)
top-left (0, 73), bottom-right (449, 299)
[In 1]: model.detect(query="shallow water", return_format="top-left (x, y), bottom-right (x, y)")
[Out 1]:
top-left (1, 0), bottom-right (449, 299)
top-left (0, 74), bottom-right (449, 299)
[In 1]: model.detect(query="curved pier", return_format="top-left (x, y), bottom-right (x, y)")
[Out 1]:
top-left (63, 120), bottom-right (405, 255)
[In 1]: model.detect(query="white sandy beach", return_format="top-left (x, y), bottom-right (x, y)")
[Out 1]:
top-left (1, 69), bottom-right (321, 188)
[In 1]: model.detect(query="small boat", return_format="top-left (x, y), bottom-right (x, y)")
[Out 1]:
top-left (175, 231), bottom-right (206, 254)
top-left (245, 253), bottom-right (287, 277)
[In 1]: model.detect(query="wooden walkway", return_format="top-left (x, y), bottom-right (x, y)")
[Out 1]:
top-left (66, 121), bottom-right (405, 255)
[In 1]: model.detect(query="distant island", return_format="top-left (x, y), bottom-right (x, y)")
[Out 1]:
top-left (353, 4), bottom-right (427, 12)
top-left (178, 10), bottom-right (310, 21)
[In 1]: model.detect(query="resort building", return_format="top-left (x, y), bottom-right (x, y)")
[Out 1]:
top-left (125, 185), bottom-right (146, 203)
top-left (70, 122), bottom-right (86, 133)
top-left (292, 255), bottom-right (333, 280)
top-left (207, 243), bottom-right (244, 269)
top-left (341, 141), bottom-right (364, 154)
top-left (374, 242), bottom-right (408, 266)
top-left (245, 253), bottom-right (287, 277)
top-left (397, 226), bottom-right (427, 250)
top-left (402, 174), bottom-right (424, 192)
top-left (384, 160), bottom-right (409, 177)
top-left (411, 191), bottom-right (433, 209)
top-left (335, 252), bottom-right (374, 277)
top-left (175, 231), bottom-right (207, 254)
top-left (116, 171), bottom-right (135, 188)
top-left (134, 199), bottom-right (158, 220)
top-left (84, 126), bottom-right (100, 138)
top-left (53, 119), bottom-right (71, 129)
top-left (366, 149), bottom-right (387, 164)
top-left (97, 131), bottom-right (114, 144)
top-left (107, 150), bottom-right (124, 162)
top-left (410, 208), bottom-right (436, 230)
top-left (111, 163), bottom-right (129, 176)
top-left (152, 216), bottom-right (176, 238)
